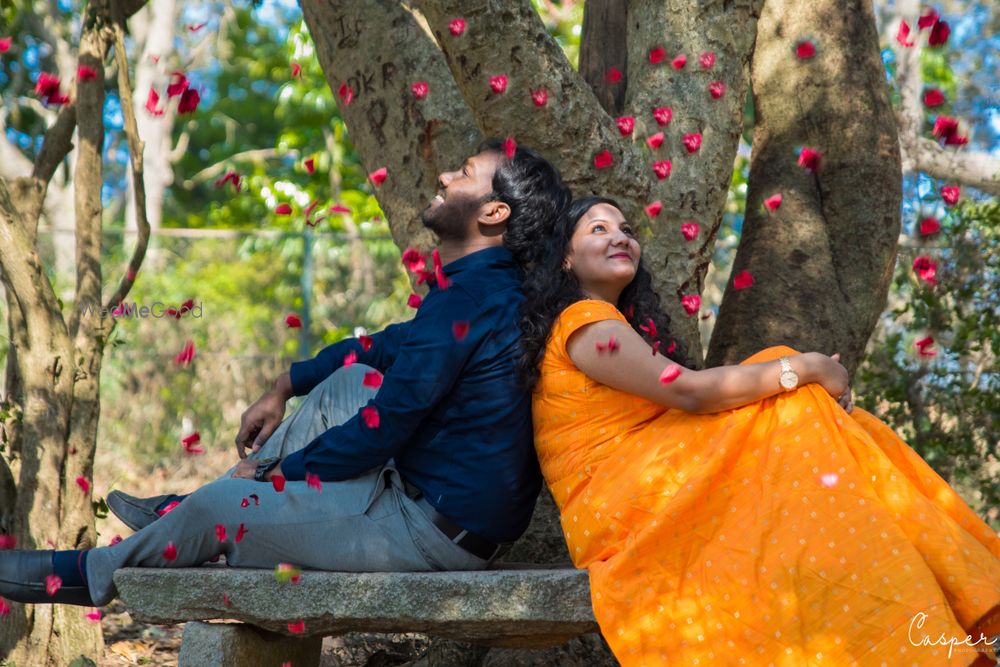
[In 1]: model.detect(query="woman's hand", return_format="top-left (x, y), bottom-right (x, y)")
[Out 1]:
top-left (808, 352), bottom-right (852, 413)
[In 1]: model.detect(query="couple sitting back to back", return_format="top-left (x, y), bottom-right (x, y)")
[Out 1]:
top-left (2, 140), bottom-right (998, 666)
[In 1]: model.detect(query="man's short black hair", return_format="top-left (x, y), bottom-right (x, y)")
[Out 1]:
top-left (478, 138), bottom-right (571, 269)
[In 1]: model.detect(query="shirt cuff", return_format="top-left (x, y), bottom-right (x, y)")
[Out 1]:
top-left (278, 450), bottom-right (306, 481)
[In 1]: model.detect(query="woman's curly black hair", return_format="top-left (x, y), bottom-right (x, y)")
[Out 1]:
top-left (518, 196), bottom-right (691, 390)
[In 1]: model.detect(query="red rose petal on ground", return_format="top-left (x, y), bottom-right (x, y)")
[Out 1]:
top-left (285, 313), bottom-right (302, 328)
top-left (763, 193), bottom-right (782, 212)
top-left (288, 620), bottom-right (305, 634)
top-left (616, 116), bottom-right (635, 136)
top-left (708, 81), bottom-right (725, 99)
top-left (652, 107), bottom-right (672, 126)
top-left (178, 88), bottom-right (200, 114)
top-left (363, 371), bottom-right (383, 389)
top-left (504, 136), bottom-right (517, 159)
top-left (45, 574), bottom-right (62, 596)
top-left (605, 66), bottom-right (622, 83)
top-left (271, 475), bottom-right (286, 492)
top-left (306, 473), bottom-right (322, 492)
top-left (649, 45), bottom-right (666, 64)
top-left (940, 186), bottom-right (960, 206)
top-left (699, 51), bottom-right (716, 69)
top-left (77, 65), bottom-right (97, 81)
top-left (145, 88), bottom-right (164, 116)
top-left (928, 20), bottom-right (950, 46)
top-left (407, 293), bottom-right (422, 309)
top-left (235, 523), bottom-right (248, 542)
top-left (359, 335), bottom-right (374, 352)
top-left (795, 40), bottom-right (816, 59)
top-left (680, 294), bottom-right (701, 316)
top-left (918, 9), bottom-right (939, 29)
top-left (531, 88), bottom-right (548, 107)
top-left (343, 350), bottom-right (357, 367)
top-left (76, 476), bottom-right (90, 494)
top-left (361, 406), bottom-right (380, 428)
top-left (337, 83), bottom-right (354, 106)
top-left (448, 18), bottom-right (466, 35)
top-left (659, 364), bottom-right (682, 384)
top-left (918, 217), bottom-right (941, 236)
top-left (275, 203), bottom-right (293, 215)
top-left (652, 160), bottom-right (671, 180)
top-left (646, 132), bottom-right (664, 149)
top-left (670, 54), bottom-right (686, 70)
top-left (915, 336), bottom-right (937, 357)
top-left (452, 321), bottom-right (470, 341)
top-left (896, 20), bottom-right (915, 47)
top-left (682, 133), bottom-right (702, 153)
top-left (411, 81), bottom-right (429, 99)
top-left (163, 542), bottom-right (177, 562)
top-left (733, 270), bottom-right (755, 290)
top-left (912, 256), bottom-right (938, 285)
top-left (922, 89), bottom-right (945, 107)
top-left (489, 75), bottom-right (508, 94)
top-left (368, 167), bottom-right (388, 186)
top-left (215, 524), bottom-right (227, 542)
top-left (798, 147), bottom-right (821, 172)
top-left (644, 201), bottom-right (663, 218)
top-left (680, 222), bottom-right (699, 241)
top-left (85, 608), bottom-right (102, 622)
top-left (594, 150), bottom-right (614, 169)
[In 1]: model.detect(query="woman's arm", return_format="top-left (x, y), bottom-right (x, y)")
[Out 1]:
top-left (566, 319), bottom-right (849, 414)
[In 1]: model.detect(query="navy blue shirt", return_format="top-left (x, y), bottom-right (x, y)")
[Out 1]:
top-left (281, 246), bottom-right (541, 543)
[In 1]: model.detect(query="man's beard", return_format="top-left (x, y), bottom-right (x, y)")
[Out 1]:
top-left (420, 193), bottom-right (484, 242)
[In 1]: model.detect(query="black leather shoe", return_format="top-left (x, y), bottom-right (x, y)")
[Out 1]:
top-left (107, 490), bottom-right (175, 531)
top-left (0, 550), bottom-right (94, 606)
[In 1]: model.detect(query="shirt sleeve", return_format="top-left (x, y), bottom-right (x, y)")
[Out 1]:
top-left (288, 320), bottom-right (410, 397)
top-left (554, 299), bottom-right (628, 362)
top-left (280, 286), bottom-right (481, 481)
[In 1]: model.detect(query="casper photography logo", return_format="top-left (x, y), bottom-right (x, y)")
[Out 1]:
top-left (908, 611), bottom-right (999, 659)
top-left (80, 300), bottom-right (204, 319)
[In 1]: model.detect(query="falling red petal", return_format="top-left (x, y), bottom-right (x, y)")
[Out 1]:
top-left (236, 523), bottom-right (248, 542)
top-left (274, 203), bottom-right (293, 216)
top-left (733, 270), bottom-right (755, 290)
top-left (797, 147), bottom-right (821, 172)
top-left (531, 88), bottom-right (549, 107)
top-left (215, 524), bottom-right (227, 542)
top-left (401, 248), bottom-right (425, 272)
top-left (214, 171), bottom-right (242, 192)
top-left (593, 150), bottom-right (614, 169)
top-left (671, 54), bottom-right (687, 70)
top-left (411, 81), bottom-right (429, 99)
top-left (915, 336), bottom-right (938, 357)
top-left (912, 256), bottom-right (938, 285)
top-left (291, 62), bottom-right (302, 78)
top-left (223, 593), bottom-right (232, 606)
top-left (0, 598), bottom-right (9, 617)
top-left (644, 201), bottom-right (663, 218)
top-left (489, 75), bottom-right (508, 94)
top-left (452, 321), bottom-right (470, 341)
top-left (699, 51), bottom-right (716, 69)
top-left (763, 193), bottom-right (783, 212)
top-left (304, 157), bottom-right (316, 174)
top-left (652, 107), bottom-right (672, 126)
top-left (659, 364), bottom-right (682, 384)
top-left (285, 313), bottom-right (302, 328)
top-left (708, 81), bottom-right (725, 99)
top-left (448, 18), bottom-right (466, 36)
top-left (896, 20), bottom-right (915, 47)
top-left (45, 574), bottom-right (62, 596)
top-left (157, 500), bottom-right (181, 516)
top-left (922, 89), bottom-right (945, 107)
top-left (76, 476), bottom-right (90, 494)
top-left (166, 72), bottom-right (189, 97)
top-left (271, 475), bottom-right (286, 492)
top-left (639, 318), bottom-right (659, 338)
top-left (680, 222), bottom-right (699, 241)
top-left (680, 294), bottom-right (701, 316)
top-left (181, 431), bottom-right (201, 447)
top-left (940, 186), bottom-right (960, 206)
top-left (188, 21), bottom-right (208, 32)
top-left (85, 608), bottom-right (102, 622)
top-left (369, 167), bottom-right (388, 186)
top-left (330, 203), bottom-right (351, 214)
top-left (795, 40), bottom-right (817, 59)
top-left (928, 21), bottom-right (950, 46)
top-left (240, 498), bottom-right (249, 508)
top-left (163, 542), bottom-right (177, 562)
top-left (343, 350), bottom-right (357, 367)
top-left (407, 293), bottom-right (422, 309)
top-left (504, 136), bottom-right (517, 159)
top-left (145, 88), bottom-right (164, 116)
top-left (306, 473), bottom-right (322, 492)
top-left (363, 371), bottom-right (383, 389)
top-left (648, 46), bottom-right (666, 64)
top-left (110, 535), bottom-right (123, 545)
top-left (359, 335), bottom-right (374, 352)
top-left (178, 88), bottom-right (200, 114)
top-left (0, 534), bottom-right (16, 550)
top-left (646, 132), bottom-right (664, 149)
top-left (682, 133), bottom-right (702, 153)
top-left (605, 67), bottom-right (622, 83)
top-left (337, 83), bottom-right (354, 106)
top-left (361, 406), bottom-right (380, 428)
top-left (616, 116), bottom-right (635, 136)
top-left (918, 217), bottom-right (941, 236)
top-left (288, 620), bottom-right (306, 634)
top-left (917, 9), bottom-right (939, 29)
top-left (0, 37), bottom-right (12, 54)
top-left (652, 160), bottom-right (671, 180)
top-left (77, 65), bottom-right (97, 81)
top-left (666, 339), bottom-right (677, 354)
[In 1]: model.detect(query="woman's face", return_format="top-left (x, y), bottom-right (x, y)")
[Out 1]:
top-left (564, 203), bottom-right (641, 298)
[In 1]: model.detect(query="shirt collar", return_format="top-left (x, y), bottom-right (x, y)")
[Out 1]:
top-left (441, 245), bottom-right (517, 278)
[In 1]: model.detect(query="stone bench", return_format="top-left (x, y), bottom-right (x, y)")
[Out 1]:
top-left (113, 565), bottom-right (597, 666)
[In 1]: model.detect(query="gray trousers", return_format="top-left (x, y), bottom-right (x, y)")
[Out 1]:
top-left (86, 364), bottom-right (488, 606)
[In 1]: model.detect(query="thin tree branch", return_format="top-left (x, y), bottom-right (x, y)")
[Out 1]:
top-left (182, 147), bottom-right (292, 188)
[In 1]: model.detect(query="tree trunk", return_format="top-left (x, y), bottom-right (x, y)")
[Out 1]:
top-left (579, 0), bottom-right (628, 116)
top-left (706, 0), bottom-right (901, 375)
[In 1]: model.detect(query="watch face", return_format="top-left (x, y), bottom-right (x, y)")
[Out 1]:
top-left (780, 371), bottom-right (798, 389)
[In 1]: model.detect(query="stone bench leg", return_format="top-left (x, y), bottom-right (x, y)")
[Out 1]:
top-left (179, 621), bottom-right (322, 667)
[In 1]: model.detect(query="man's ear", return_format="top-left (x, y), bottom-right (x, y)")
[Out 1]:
top-left (477, 201), bottom-right (511, 229)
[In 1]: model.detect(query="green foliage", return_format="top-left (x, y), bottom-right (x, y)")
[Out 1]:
top-left (856, 199), bottom-right (1000, 528)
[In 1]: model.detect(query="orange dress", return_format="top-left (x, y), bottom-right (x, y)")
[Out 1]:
top-left (533, 300), bottom-right (1000, 666)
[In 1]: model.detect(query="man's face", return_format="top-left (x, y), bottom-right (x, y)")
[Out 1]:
top-left (421, 151), bottom-right (501, 241)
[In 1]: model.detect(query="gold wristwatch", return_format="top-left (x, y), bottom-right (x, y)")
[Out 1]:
top-left (778, 356), bottom-right (799, 390)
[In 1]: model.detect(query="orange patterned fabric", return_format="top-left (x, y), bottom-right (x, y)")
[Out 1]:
top-left (533, 300), bottom-right (1000, 666)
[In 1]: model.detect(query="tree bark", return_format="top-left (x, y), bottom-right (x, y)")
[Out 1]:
top-left (706, 0), bottom-right (901, 375)
top-left (579, 0), bottom-right (628, 116)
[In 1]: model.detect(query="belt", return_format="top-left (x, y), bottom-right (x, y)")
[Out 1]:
top-left (401, 479), bottom-right (508, 562)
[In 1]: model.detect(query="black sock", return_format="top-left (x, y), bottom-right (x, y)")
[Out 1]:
top-left (155, 494), bottom-right (188, 513)
top-left (51, 549), bottom-right (89, 588)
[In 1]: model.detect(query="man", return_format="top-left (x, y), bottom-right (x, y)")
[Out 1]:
top-left (0, 139), bottom-right (570, 607)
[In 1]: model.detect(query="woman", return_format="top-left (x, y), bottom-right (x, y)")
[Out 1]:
top-left (521, 197), bottom-right (1000, 666)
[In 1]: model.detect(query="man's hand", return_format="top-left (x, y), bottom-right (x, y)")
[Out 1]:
top-left (235, 373), bottom-right (293, 459)
top-left (231, 458), bottom-right (257, 479)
